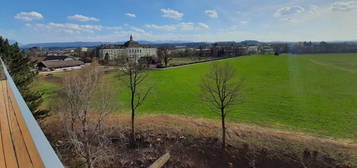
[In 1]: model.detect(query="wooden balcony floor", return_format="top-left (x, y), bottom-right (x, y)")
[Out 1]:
top-left (0, 80), bottom-right (45, 168)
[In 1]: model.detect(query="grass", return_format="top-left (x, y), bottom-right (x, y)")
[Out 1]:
top-left (33, 75), bottom-right (62, 109)
top-left (37, 53), bottom-right (357, 139)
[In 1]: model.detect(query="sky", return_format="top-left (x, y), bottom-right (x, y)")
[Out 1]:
top-left (0, 0), bottom-right (357, 44)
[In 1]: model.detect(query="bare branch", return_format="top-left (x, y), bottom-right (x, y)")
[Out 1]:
top-left (120, 58), bottom-right (152, 147)
top-left (200, 62), bottom-right (243, 149)
top-left (58, 64), bottom-right (115, 168)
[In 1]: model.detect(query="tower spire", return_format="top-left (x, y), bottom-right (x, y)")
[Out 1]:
top-left (130, 34), bottom-right (133, 41)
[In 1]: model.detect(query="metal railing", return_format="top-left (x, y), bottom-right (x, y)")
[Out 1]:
top-left (0, 60), bottom-right (4, 80)
top-left (0, 58), bottom-right (64, 168)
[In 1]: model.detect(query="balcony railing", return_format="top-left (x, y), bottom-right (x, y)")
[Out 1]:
top-left (0, 58), bottom-right (64, 168)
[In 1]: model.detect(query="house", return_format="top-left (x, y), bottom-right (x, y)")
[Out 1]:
top-left (259, 46), bottom-right (274, 54)
top-left (247, 46), bottom-right (259, 54)
top-left (80, 47), bottom-right (88, 52)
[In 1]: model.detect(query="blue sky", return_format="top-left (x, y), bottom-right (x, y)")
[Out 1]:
top-left (1, 0), bottom-right (357, 44)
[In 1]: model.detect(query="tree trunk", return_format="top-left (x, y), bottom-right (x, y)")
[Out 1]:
top-left (83, 110), bottom-right (91, 168)
top-left (164, 56), bottom-right (168, 67)
top-left (86, 146), bottom-right (91, 168)
top-left (221, 108), bottom-right (226, 150)
top-left (130, 91), bottom-right (135, 147)
top-left (70, 110), bottom-right (75, 132)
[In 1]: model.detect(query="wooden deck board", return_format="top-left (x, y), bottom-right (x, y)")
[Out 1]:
top-left (8, 97), bottom-right (34, 168)
top-left (0, 81), bottom-right (18, 168)
top-left (0, 81), bottom-right (7, 168)
top-left (7, 82), bottom-right (45, 168)
top-left (0, 80), bottom-right (45, 168)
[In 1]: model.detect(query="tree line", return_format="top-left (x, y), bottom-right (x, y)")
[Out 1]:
top-left (289, 41), bottom-right (357, 54)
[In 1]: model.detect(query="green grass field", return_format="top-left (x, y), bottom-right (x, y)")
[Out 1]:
top-left (37, 53), bottom-right (357, 139)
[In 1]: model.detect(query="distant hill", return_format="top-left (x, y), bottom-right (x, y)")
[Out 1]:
top-left (5, 40), bottom-right (22, 46)
top-left (21, 41), bottom-right (117, 49)
top-left (20, 40), bottom-right (192, 49)
top-left (239, 40), bottom-right (261, 45)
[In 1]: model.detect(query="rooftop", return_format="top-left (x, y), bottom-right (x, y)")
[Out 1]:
top-left (98, 35), bottom-right (152, 49)
top-left (39, 60), bottom-right (84, 69)
top-left (123, 35), bottom-right (140, 48)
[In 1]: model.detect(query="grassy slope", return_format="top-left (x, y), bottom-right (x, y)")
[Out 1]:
top-left (37, 53), bottom-right (357, 139)
top-left (33, 73), bottom-right (64, 109)
top-left (108, 54), bottom-right (357, 139)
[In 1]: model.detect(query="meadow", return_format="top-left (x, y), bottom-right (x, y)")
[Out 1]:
top-left (36, 53), bottom-right (357, 139)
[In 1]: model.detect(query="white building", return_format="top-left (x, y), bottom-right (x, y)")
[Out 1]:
top-left (98, 35), bottom-right (157, 62)
top-left (247, 46), bottom-right (259, 54)
top-left (80, 47), bottom-right (88, 52)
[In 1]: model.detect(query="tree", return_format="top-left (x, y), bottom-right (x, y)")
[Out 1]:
top-left (0, 37), bottom-right (45, 119)
top-left (198, 46), bottom-right (204, 60)
top-left (104, 53), bottom-right (110, 64)
top-left (121, 59), bottom-right (151, 147)
top-left (158, 46), bottom-right (171, 67)
top-left (59, 64), bottom-right (115, 168)
top-left (200, 63), bottom-right (243, 149)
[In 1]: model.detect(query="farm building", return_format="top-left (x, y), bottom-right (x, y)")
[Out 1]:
top-left (37, 60), bottom-right (84, 71)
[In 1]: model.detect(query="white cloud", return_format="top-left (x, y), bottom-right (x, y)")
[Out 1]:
top-left (26, 22), bottom-right (105, 33)
top-left (146, 22), bottom-right (209, 31)
top-left (105, 26), bottom-right (122, 31)
top-left (331, 1), bottom-right (357, 12)
top-left (160, 8), bottom-right (183, 20)
top-left (307, 5), bottom-right (320, 15)
top-left (15, 11), bottom-right (43, 21)
top-left (204, 10), bottom-right (219, 19)
top-left (131, 27), bottom-right (146, 33)
top-left (197, 23), bottom-right (209, 29)
top-left (145, 24), bottom-right (177, 31)
top-left (240, 21), bottom-right (248, 25)
top-left (125, 13), bottom-right (136, 18)
top-left (178, 22), bottom-right (209, 31)
top-left (274, 6), bottom-right (305, 17)
top-left (68, 14), bottom-right (99, 22)
top-left (178, 22), bottom-right (195, 31)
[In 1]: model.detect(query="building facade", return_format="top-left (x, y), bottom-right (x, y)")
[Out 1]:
top-left (98, 35), bottom-right (157, 62)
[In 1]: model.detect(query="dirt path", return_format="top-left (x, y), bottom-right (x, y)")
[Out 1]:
top-left (161, 56), bottom-right (241, 70)
top-left (308, 58), bottom-right (357, 74)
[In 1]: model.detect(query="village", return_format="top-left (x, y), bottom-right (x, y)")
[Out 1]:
top-left (26, 35), bottom-right (281, 72)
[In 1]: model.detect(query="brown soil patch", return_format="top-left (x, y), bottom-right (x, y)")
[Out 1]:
top-left (43, 114), bottom-right (356, 168)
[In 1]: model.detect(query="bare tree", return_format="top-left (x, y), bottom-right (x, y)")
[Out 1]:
top-left (121, 59), bottom-right (152, 147)
top-left (59, 64), bottom-right (115, 168)
top-left (200, 63), bottom-right (243, 149)
top-left (158, 46), bottom-right (172, 67)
